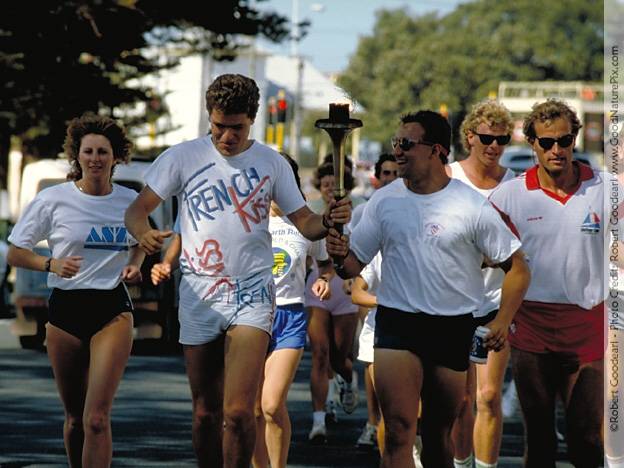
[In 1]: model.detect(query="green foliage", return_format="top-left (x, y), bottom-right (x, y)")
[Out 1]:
top-left (0, 0), bottom-right (289, 158)
top-left (337, 0), bottom-right (603, 155)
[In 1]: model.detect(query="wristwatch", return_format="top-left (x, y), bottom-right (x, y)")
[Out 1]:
top-left (44, 257), bottom-right (52, 272)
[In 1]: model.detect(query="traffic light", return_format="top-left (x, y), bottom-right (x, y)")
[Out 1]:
top-left (275, 89), bottom-right (288, 150)
top-left (266, 97), bottom-right (276, 145)
top-left (277, 90), bottom-right (288, 123)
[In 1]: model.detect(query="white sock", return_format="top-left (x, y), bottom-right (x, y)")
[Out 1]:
top-left (607, 454), bottom-right (624, 468)
top-left (475, 458), bottom-right (497, 468)
top-left (326, 377), bottom-right (336, 402)
top-left (453, 453), bottom-right (474, 468)
top-left (312, 411), bottom-right (325, 426)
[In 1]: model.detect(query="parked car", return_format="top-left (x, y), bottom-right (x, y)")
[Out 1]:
top-left (11, 158), bottom-right (179, 349)
top-left (499, 145), bottom-right (604, 176)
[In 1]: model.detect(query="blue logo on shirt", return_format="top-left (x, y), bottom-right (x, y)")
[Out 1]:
top-left (84, 226), bottom-right (129, 251)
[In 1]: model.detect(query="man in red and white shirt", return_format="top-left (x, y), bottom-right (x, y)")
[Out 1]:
top-left (489, 99), bottom-right (606, 468)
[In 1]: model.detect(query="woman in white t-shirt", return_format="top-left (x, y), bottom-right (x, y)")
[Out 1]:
top-left (7, 114), bottom-right (144, 467)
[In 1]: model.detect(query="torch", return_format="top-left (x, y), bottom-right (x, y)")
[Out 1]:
top-left (315, 103), bottom-right (362, 267)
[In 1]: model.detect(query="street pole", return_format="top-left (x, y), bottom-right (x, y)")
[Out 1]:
top-left (289, 0), bottom-right (303, 162)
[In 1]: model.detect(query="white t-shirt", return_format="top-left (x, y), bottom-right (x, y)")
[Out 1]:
top-left (449, 161), bottom-right (516, 316)
top-left (351, 178), bottom-right (521, 316)
top-left (489, 164), bottom-right (608, 310)
top-left (144, 136), bottom-right (306, 313)
top-left (360, 252), bottom-right (382, 329)
top-left (9, 182), bottom-right (138, 290)
top-left (350, 202), bottom-right (366, 231)
top-left (270, 215), bottom-right (328, 306)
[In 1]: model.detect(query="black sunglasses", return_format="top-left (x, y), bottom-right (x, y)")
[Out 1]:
top-left (536, 134), bottom-right (575, 150)
top-left (475, 133), bottom-right (511, 146)
top-left (381, 169), bottom-right (398, 176)
top-left (390, 137), bottom-right (435, 152)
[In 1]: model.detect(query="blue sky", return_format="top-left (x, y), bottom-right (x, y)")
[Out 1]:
top-left (256, 0), bottom-right (465, 74)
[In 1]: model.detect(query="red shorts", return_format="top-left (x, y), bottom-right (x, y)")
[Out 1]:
top-left (509, 300), bottom-right (605, 364)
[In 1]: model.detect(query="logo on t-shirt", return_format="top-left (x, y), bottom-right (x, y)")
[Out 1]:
top-left (272, 247), bottom-right (292, 278)
top-left (183, 165), bottom-right (271, 233)
top-left (84, 226), bottom-right (129, 251)
top-left (580, 211), bottom-right (601, 234)
top-left (424, 222), bottom-right (444, 237)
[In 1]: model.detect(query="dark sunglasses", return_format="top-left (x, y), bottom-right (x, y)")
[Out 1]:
top-left (390, 137), bottom-right (435, 152)
top-left (475, 133), bottom-right (511, 146)
top-left (381, 169), bottom-right (398, 176)
top-left (536, 134), bottom-right (575, 150)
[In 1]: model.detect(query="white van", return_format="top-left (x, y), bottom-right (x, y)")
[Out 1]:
top-left (11, 158), bottom-right (179, 349)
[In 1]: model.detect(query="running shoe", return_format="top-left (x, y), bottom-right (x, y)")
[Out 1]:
top-left (356, 422), bottom-right (377, 447)
top-left (308, 421), bottom-right (327, 444)
top-left (336, 373), bottom-right (359, 414)
top-left (325, 400), bottom-right (338, 425)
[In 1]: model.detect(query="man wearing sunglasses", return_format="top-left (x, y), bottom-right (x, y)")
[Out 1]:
top-left (326, 110), bottom-right (530, 467)
top-left (447, 100), bottom-right (516, 468)
top-left (489, 99), bottom-right (606, 467)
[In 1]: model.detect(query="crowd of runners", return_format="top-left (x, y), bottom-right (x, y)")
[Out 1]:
top-left (6, 73), bottom-right (622, 468)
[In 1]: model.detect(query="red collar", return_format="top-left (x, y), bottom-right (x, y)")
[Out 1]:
top-left (524, 162), bottom-right (593, 204)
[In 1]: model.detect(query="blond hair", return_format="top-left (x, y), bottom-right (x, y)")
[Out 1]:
top-left (460, 100), bottom-right (513, 153)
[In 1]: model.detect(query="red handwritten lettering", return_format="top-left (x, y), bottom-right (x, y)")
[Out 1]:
top-left (228, 176), bottom-right (271, 232)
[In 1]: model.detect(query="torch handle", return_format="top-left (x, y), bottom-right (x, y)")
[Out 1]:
top-left (331, 192), bottom-right (345, 269)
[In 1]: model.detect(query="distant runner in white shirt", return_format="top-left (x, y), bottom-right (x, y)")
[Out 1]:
top-left (124, 74), bottom-right (350, 468)
top-left (446, 100), bottom-right (516, 468)
top-left (252, 153), bottom-right (335, 468)
top-left (351, 153), bottom-right (398, 451)
top-left (8, 114), bottom-right (144, 467)
top-left (326, 110), bottom-right (530, 467)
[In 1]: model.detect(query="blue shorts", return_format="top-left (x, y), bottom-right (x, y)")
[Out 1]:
top-left (268, 303), bottom-right (307, 353)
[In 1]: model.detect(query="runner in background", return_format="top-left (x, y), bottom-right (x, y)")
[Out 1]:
top-left (447, 100), bottom-right (515, 468)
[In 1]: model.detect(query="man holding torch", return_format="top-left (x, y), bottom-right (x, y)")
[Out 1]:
top-left (326, 110), bottom-right (530, 467)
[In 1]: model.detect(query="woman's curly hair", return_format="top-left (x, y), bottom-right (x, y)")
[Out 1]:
top-left (313, 162), bottom-right (355, 192)
top-left (63, 113), bottom-right (132, 181)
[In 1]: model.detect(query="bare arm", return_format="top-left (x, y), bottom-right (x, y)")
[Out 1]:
top-left (287, 198), bottom-right (351, 241)
top-left (120, 245), bottom-right (145, 284)
top-left (7, 245), bottom-right (82, 278)
top-left (351, 276), bottom-right (377, 308)
top-left (151, 234), bottom-right (181, 286)
top-left (310, 258), bottom-right (334, 300)
top-left (125, 186), bottom-right (173, 255)
top-left (483, 249), bottom-right (530, 350)
top-left (324, 228), bottom-right (366, 279)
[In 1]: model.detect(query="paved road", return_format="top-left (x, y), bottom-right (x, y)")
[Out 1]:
top-left (0, 330), bottom-right (574, 467)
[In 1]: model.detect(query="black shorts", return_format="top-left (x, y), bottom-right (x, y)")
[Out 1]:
top-left (474, 309), bottom-right (498, 328)
top-left (48, 283), bottom-right (133, 342)
top-left (374, 305), bottom-right (476, 372)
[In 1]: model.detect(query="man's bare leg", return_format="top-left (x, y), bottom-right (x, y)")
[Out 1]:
top-left (374, 348), bottom-right (423, 468)
top-left (184, 338), bottom-right (225, 468)
top-left (511, 348), bottom-right (558, 468)
top-left (451, 364), bottom-right (475, 463)
top-left (421, 365), bottom-right (467, 468)
top-left (223, 325), bottom-right (270, 468)
top-left (560, 359), bottom-right (604, 467)
top-left (473, 343), bottom-right (510, 463)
